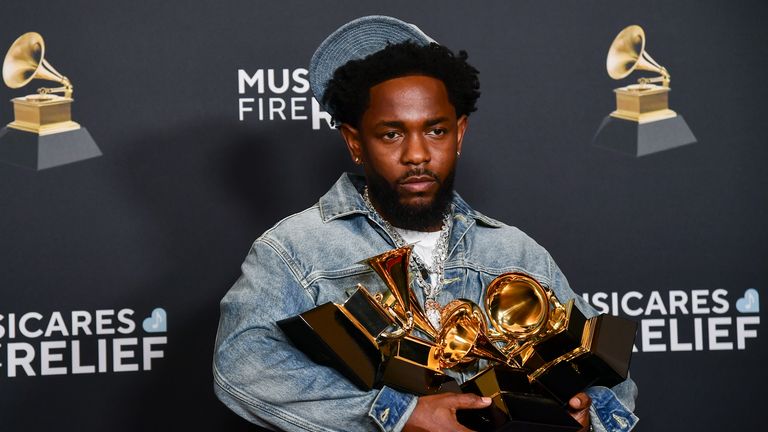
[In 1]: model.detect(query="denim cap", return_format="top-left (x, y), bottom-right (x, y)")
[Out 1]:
top-left (309, 15), bottom-right (436, 117)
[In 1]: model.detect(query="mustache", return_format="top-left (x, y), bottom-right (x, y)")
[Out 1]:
top-left (397, 169), bottom-right (441, 184)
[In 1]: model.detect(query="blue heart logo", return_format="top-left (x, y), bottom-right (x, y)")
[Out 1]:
top-left (735, 289), bottom-right (759, 314)
top-left (143, 308), bottom-right (168, 332)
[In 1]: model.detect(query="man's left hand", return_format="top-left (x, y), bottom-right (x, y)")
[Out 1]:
top-left (568, 392), bottom-right (592, 432)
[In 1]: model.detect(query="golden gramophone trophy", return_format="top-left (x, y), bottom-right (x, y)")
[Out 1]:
top-left (0, 32), bottom-right (100, 170)
top-left (278, 246), bottom-right (458, 394)
top-left (592, 25), bottom-right (696, 156)
top-left (280, 246), bottom-right (636, 431)
top-left (451, 274), bottom-right (636, 431)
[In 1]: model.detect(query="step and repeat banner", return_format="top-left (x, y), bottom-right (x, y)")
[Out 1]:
top-left (0, 1), bottom-right (764, 431)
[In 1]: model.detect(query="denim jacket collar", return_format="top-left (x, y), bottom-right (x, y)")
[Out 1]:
top-left (319, 173), bottom-right (503, 229)
top-left (319, 173), bottom-right (503, 264)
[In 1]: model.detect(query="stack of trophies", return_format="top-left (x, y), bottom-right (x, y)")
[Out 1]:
top-left (279, 246), bottom-right (636, 431)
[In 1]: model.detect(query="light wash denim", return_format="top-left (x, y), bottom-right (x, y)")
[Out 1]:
top-left (214, 173), bottom-right (638, 432)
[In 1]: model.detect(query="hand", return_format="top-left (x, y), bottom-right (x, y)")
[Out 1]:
top-left (568, 392), bottom-right (592, 432)
top-left (403, 392), bottom-right (492, 432)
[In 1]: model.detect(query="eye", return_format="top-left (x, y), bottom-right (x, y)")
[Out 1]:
top-left (382, 131), bottom-right (401, 141)
top-left (427, 128), bottom-right (448, 137)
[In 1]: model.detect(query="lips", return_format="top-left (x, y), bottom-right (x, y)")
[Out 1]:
top-left (399, 174), bottom-right (438, 193)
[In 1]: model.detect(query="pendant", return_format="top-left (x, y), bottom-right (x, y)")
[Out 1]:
top-left (425, 299), bottom-right (442, 330)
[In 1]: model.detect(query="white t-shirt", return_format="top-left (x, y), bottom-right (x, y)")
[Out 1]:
top-left (394, 227), bottom-right (441, 286)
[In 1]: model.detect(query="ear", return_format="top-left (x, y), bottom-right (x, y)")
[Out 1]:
top-left (456, 115), bottom-right (469, 155)
top-left (339, 123), bottom-right (363, 164)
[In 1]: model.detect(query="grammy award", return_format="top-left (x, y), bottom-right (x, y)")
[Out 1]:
top-left (280, 246), bottom-right (637, 431)
top-left (592, 25), bottom-right (696, 156)
top-left (0, 32), bottom-right (100, 170)
top-left (277, 246), bottom-right (459, 395)
top-left (440, 274), bottom-right (636, 431)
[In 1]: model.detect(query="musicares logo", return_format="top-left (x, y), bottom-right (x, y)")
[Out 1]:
top-left (236, 68), bottom-right (334, 130)
top-left (582, 288), bottom-right (760, 353)
top-left (0, 307), bottom-right (167, 378)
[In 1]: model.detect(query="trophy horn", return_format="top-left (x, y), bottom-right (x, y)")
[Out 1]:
top-left (606, 25), bottom-right (670, 87)
top-left (3, 32), bottom-right (73, 98)
top-left (436, 299), bottom-right (514, 370)
top-left (485, 273), bottom-right (550, 340)
top-left (365, 246), bottom-right (439, 340)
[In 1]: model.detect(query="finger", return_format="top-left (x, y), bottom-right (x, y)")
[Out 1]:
top-left (568, 392), bottom-right (591, 411)
top-left (450, 393), bottom-right (493, 410)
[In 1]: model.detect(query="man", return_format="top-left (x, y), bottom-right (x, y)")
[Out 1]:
top-left (214, 15), bottom-right (638, 432)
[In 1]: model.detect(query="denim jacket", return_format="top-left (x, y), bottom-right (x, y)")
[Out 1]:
top-left (214, 173), bottom-right (638, 432)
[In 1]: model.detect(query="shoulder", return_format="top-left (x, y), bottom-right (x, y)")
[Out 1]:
top-left (464, 208), bottom-right (554, 283)
top-left (260, 203), bottom-right (324, 242)
top-left (254, 202), bottom-right (385, 274)
top-left (257, 203), bottom-right (361, 254)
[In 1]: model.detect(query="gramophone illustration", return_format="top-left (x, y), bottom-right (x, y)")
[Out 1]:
top-left (0, 32), bottom-right (100, 170)
top-left (592, 25), bottom-right (696, 156)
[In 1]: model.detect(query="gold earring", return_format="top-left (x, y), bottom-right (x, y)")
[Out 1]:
top-left (355, 157), bottom-right (361, 164)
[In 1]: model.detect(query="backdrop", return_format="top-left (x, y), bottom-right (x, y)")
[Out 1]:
top-left (0, 1), bottom-right (765, 430)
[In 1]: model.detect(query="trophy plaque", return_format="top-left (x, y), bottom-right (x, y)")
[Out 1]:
top-left (0, 32), bottom-right (100, 170)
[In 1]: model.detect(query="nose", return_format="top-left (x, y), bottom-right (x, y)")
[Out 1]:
top-left (400, 133), bottom-right (430, 166)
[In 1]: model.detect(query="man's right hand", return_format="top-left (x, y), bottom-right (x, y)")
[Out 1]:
top-left (403, 392), bottom-right (492, 432)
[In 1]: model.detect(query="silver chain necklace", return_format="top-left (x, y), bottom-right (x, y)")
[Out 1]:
top-left (362, 187), bottom-right (452, 329)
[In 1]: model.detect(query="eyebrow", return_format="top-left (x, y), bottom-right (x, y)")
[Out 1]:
top-left (374, 117), bottom-right (450, 128)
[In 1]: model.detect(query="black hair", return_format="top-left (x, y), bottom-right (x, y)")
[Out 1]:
top-left (323, 41), bottom-right (480, 127)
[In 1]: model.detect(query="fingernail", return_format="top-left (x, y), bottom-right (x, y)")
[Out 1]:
top-left (570, 397), bottom-right (581, 408)
top-left (481, 397), bottom-right (492, 404)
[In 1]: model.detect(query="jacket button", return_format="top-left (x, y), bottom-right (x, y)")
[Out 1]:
top-left (379, 407), bottom-right (390, 423)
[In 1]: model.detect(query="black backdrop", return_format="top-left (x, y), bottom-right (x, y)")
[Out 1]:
top-left (0, 1), bottom-right (765, 430)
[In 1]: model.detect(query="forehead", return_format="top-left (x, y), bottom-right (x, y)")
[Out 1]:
top-left (363, 75), bottom-right (455, 124)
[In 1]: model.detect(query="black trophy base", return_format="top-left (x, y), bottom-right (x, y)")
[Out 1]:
top-left (458, 392), bottom-right (582, 432)
top-left (277, 303), bottom-right (382, 390)
top-left (534, 314), bottom-right (638, 404)
top-left (0, 126), bottom-right (101, 170)
top-left (380, 336), bottom-right (459, 395)
top-left (458, 365), bottom-right (582, 432)
top-left (592, 114), bottom-right (696, 157)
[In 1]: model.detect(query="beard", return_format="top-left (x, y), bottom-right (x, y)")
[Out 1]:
top-left (366, 167), bottom-right (455, 231)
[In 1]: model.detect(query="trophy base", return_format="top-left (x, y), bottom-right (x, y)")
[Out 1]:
top-left (591, 114), bottom-right (696, 157)
top-left (532, 314), bottom-right (638, 404)
top-left (458, 393), bottom-right (583, 432)
top-left (277, 302), bottom-right (383, 390)
top-left (458, 365), bottom-right (582, 432)
top-left (10, 95), bottom-right (80, 135)
top-left (380, 336), bottom-right (460, 395)
top-left (0, 126), bottom-right (101, 170)
top-left (611, 85), bottom-right (676, 124)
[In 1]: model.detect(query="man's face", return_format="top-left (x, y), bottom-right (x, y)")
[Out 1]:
top-left (341, 75), bottom-right (468, 231)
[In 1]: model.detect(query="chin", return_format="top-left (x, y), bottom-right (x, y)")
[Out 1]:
top-left (400, 196), bottom-right (435, 210)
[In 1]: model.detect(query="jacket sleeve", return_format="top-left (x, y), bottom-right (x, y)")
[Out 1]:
top-left (548, 255), bottom-right (639, 432)
top-left (213, 238), bottom-right (417, 431)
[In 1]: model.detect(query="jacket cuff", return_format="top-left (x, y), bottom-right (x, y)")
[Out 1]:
top-left (368, 386), bottom-right (418, 432)
top-left (586, 386), bottom-right (638, 432)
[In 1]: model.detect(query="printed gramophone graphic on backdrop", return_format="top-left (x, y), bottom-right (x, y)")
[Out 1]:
top-left (592, 25), bottom-right (697, 157)
top-left (279, 246), bottom-right (637, 432)
top-left (0, 32), bottom-right (100, 170)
